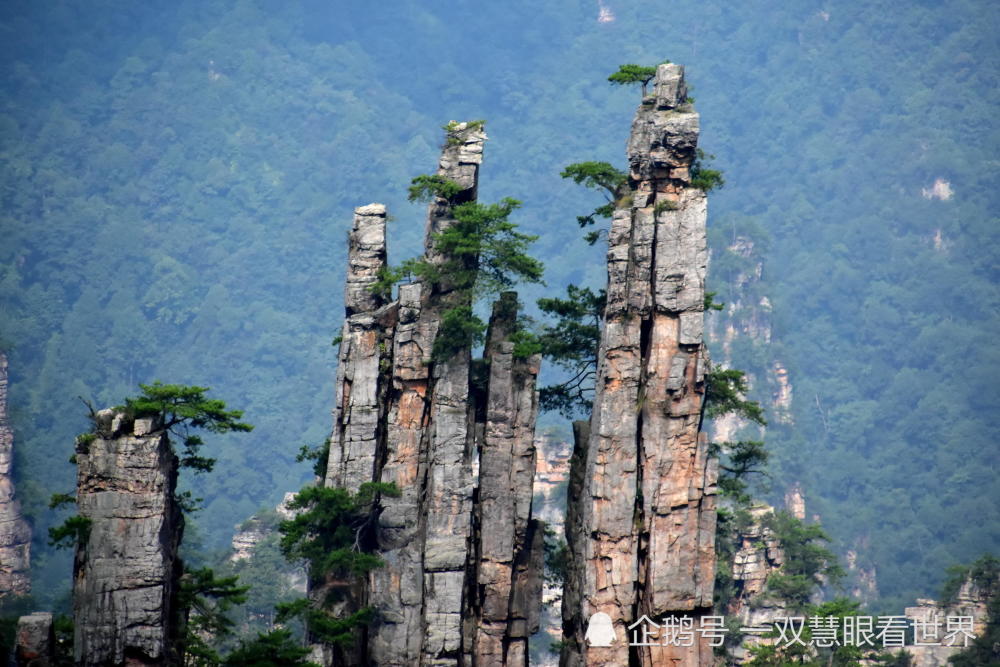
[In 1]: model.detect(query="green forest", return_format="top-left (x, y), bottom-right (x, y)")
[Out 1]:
top-left (1, 0), bottom-right (996, 628)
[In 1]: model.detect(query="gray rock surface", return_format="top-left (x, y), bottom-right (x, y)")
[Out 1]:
top-left (470, 293), bottom-right (542, 667)
top-left (326, 203), bottom-right (394, 494)
top-left (563, 63), bottom-right (717, 667)
top-left (320, 122), bottom-right (542, 666)
top-left (559, 421), bottom-right (590, 667)
top-left (375, 120), bottom-right (486, 667)
top-left (0, 353), bottom-right (31, 598)
top-left (319, 204), bottom-right (396, 665)
top-left (73, 408), bottom-right (182, 666)
top-left (369, 277), bottom-right (431, 666)
top-left (15, 612), bottom-right (54, 666)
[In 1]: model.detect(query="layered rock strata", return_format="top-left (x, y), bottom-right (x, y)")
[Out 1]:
top-left (322, 122), bottom-right (543, 666)
top-left (728, 506), bottom-right (785, 621)
top-left (316, 204), bottom-right (395, 665)
top-left (0, 352), bottom-right (31, 597)
top-left (73, 409), bottom-right (182, 666)
top-left (559, 421), bottom-right (591, 667)
top-left (562, 63), bottom-right (717, 667)
top-left (372, 122), bottom-right (484, 666)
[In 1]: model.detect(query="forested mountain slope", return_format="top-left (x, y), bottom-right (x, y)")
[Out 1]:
top-left (0, 0), bottom-right (996, 611)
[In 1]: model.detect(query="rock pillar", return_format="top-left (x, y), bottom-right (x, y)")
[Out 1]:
top-left (564, 63), bottom-right (717, 667)
top-left (325, 203), bottom-right (394, 494)
top-left (323, 122), bottom-right (542, 666)
top-left (470, 293), bottom-right (543, 667)
top-left (369, 120), bottom-right (486, 666)
top-left (0, 352), bottom-right (31, 598)
top-left (73, 409), bottom-right (182, 666)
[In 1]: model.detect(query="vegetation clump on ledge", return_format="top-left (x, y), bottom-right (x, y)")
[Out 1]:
top-left (373, 157), bottom-right (545, 360)
top-left (443, 119), bottom-right (485, 144)
top-left (123, 381), bottom-right (254, 473)
top-left (608, 62), bottom-right (669, 96)
top-left (277, 481), bottom-right (401, 646)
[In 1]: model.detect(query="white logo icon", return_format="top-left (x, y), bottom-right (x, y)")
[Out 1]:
top-left (585, 612), bottom-right (616, 647)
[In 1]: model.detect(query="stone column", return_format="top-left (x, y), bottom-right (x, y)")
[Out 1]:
top-left (368, 121), bottom-right (487, 666)
top-left (73, 409), bottom-right (182, 666)
top-left (0, 352), bottom-right (31, 598)
top-left (566, 63), bottom-right (717, 667)
top-left (472, 293), bottom-right (542, 667)
top-left (326, 203), bottom-right (394, 493)
top-left (326, 121), bottom-right (543, 667)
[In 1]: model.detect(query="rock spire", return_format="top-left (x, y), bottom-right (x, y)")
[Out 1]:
top-left (321, 121), bottom-right (544, 666)
top-left (72, 408), bottom-right (183, 666)
top-left (470, 292), bottom-right (544, 667)
top-left (561, 63), bottom-right (717, 667)
top-left (0, 352), bottom-right (31, 598)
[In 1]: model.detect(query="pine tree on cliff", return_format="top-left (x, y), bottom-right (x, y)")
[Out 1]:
top-left (607, 63), bottom-right (664, 96)
top-left (51, 383), bottom-right (252, 665)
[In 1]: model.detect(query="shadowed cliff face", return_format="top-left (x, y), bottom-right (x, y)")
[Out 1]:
top-left (562, 63), bottom-right (717, 667)
top-left (0, 352), bottom-right (31, 598)
top-left (73, 409), bottom-right (182, 667)
top-left (472, 293), bottom-right (544, 667)
top-left (322, 122), bottom-right (543, 667)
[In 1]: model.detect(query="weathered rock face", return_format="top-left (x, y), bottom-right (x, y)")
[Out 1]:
top-left (317, 203), bottom-right (395, 666)
top-left (322, 122), bottom-right (543, 666)
top-left (73, 408), bottom-right (182, 666)
top-left (0, 352), bottom-right (31, 598)
top-left (470, 293), bottom-right (543, 667)
top-left (724, 506), bottom-right (787, 664)
top-left (559, 421), bottom-right (591, 667)
top-left (727, 507), bottom-right (784, 618)
top-left (16, 612), bottom-right (54, 667)
top-left (325, 203), bottom-right (394, 495)
top-left (369, 122), bottom-right (485, 667)
top-left (530, 434), bottom-right (574, 666)
top-left (901, 580), bottom-right (991, 667)
top-left (229, 491), bottom-right (300, 563)
top-left (562, 63), bottom-right (717, 667)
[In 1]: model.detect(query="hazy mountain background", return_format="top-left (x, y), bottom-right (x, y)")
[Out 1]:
top-left (1, 0), bottom-right (996, 613)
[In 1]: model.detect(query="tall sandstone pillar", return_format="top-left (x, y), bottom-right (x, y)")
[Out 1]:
top-left (563, 63), bottom-right (718, 667)
top-left (370, 120), bottom-right (485, 666)
top-left (469, 292), bottom-right (543, 667)
top-left (73, 409), bottom-right (182, 666)
top-left (325, 202), bottom-right (394, 495)
top-left (0, 352), bottom-right (31, 598)
top-left (323, 122), bottom-right (543, 666)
